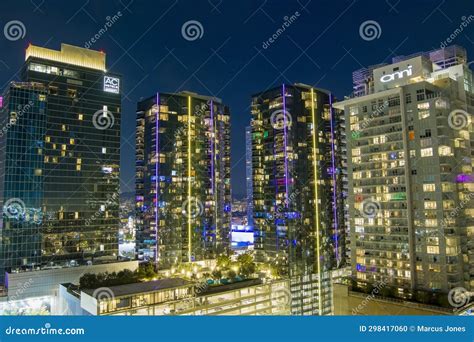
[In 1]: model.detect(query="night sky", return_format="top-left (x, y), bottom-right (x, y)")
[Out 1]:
top-left (0, 0), bottom-right (472, 198)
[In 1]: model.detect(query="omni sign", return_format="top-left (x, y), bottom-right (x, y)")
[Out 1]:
top-left (380, 65), bottom-right (413, 83)
top-left (103, 76), bottom-right (120, 94)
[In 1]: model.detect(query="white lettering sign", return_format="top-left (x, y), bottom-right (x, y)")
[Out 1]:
top-left (104, 76), bottom-right (120, 94)
top-left (380, 66), bottom-right (412, 83)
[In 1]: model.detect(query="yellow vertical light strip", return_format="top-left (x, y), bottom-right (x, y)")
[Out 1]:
top-left (311, 88), bottom-right (323, 314)
top-left (188, 96), bottom-right (192, 262)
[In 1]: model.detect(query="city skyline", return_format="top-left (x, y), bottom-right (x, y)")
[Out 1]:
top-left (0, 0), bottom-right (474, 321)
top-left (0, 1), bottom-right (471, 199)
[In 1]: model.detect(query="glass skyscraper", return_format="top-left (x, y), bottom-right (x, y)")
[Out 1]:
top-left (250, 84), bottom-right (346, 314)
top-left (135, 91), bottom-right (231, 268)
top-left (0, 44), bottom-right (122, 283)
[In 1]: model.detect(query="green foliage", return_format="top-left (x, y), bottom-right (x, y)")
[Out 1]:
top-left (227, 270), bottom-right (237, 280)
top-left (216, 255), bottom-right (231, 269)
top-left (234, 253), bottom-right (256, 278)
top-left (237, 253), bottom-right (253, 265)
top-left (79, 263), bottom-right (159, 289)
top-left (270, 264), bottom-right (286, 278)
top-left (211, 269), bottom-right (222, 280)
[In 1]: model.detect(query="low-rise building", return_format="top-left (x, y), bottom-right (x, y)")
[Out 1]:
top-left (59, 277), bottom-right (290, 316)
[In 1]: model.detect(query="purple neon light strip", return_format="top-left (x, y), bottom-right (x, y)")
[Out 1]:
top-left (210, 100), bottom-right (215, 244)
top-left (155, 92), bottom-right (160, 264)
top-left (210, 100), bottom-right (215, 196)
top-left (329, 93), bottom-right (339, 262)
top-left (282, 84), bottom-right (289, 208)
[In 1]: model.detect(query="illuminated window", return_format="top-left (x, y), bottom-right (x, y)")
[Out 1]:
top-left (67, 89), bottom-right (77, 98)
top-left (424, 201), bottom-right (437, 209)
top-left (34, 169), bottom-right (42, 176)
top-left (443, 200), bottom-right (455, 209)
top-left (45, 136), bottom-right (51, 142)
top-left (349, 106), bottom-right (359, 115)
top-left (420, 148), bottom-right (433, 157)
top-left (70, 138), bottom-right (75, 145)
top-left (102, 147), bottom-right (107, 154)
top-left (427, 246), bottom-right (439, 254)
top-left (438, 146), bottom-right (452, 156)
top-left (423, 184), bottom-right (435, 192)
top-left (418, 110), bottom-right (430, 119)
top-left (446, 247), bottom-right (458, 256)
top-left (78, 114), bottom-right (83, 120)
top-left (417, 102), bottom-right (429, 110)
top-left (435, 99), bottom-right (448, 109)
top-left (441, 183), bottom-right (454, 192)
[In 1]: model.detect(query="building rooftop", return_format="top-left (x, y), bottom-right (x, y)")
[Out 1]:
top-left (251, 83), bottom-right (331, 98)
top-left (138, 91), bottom-right (223, 106)
top-left (199, 278), bottom-right (262, 296)
top-left (25, 43), bottom-right (106, 71)
top-left (82, 278), bottom-right (193, 299)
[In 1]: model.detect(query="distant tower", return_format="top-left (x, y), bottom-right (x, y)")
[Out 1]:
top-left (246, 125), bottom-right (254, 227)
